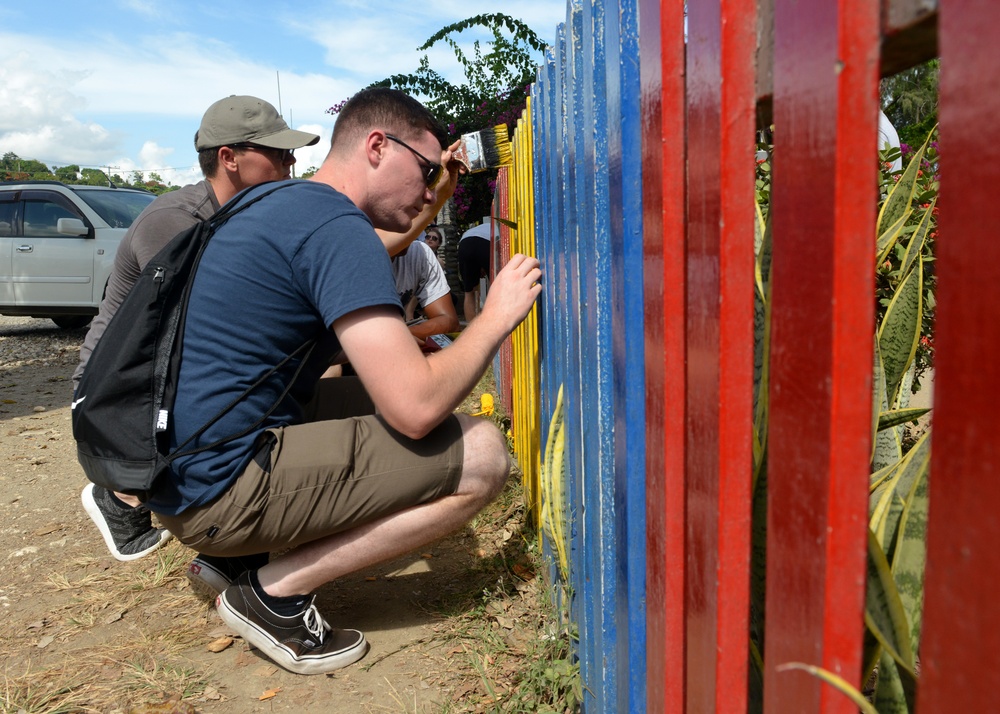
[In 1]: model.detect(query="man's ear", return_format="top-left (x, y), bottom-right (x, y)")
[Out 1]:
top-left (366, 131), bottom-right (388, 169)
top-left (218, 146), bottom-right (239, 172)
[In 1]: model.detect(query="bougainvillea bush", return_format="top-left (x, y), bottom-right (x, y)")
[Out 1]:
top-left (327, 14), bottom-right (547, 228)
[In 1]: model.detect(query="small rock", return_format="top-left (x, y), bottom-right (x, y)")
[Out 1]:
top-left (32, 406), bottom-right (46, 413)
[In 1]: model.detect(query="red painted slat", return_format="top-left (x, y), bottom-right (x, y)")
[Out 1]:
top-left (642, 0), bottom-right (686, 710)
top-left (918, 1), bottom-right (1000, 709)
top-left (765, 0), bottom-right (876, 710)
top-left (684, 0), bottom-right (724, 705)
top-left (715, 0), bottom-right (756, 709)
top-left (822, 0), bottom-right (879, 709)
top-left (685, 0), bottom-right (755, 709)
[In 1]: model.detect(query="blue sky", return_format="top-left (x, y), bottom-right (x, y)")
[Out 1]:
top-left (0, 1), bottom-right (566, 186)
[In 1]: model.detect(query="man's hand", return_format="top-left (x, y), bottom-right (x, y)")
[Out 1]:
top-left (477, 253), bottom-right (542, 333)
top-left (435, 139), bottom-right (464, 204)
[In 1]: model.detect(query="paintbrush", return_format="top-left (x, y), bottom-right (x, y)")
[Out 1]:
top-left (453, 124), bottom-right (513, 173)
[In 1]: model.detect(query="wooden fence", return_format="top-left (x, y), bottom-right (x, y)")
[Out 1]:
top-left (490, 0), bottom-right (998, 711)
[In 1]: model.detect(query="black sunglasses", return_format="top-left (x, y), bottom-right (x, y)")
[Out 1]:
top-left (385, 134), bottom-right (442, 189)
top-left (231, 143), bottom-right (295, 162)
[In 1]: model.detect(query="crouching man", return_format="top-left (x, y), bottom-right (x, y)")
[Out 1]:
top-left (144, 88), bottom-right (541, 675)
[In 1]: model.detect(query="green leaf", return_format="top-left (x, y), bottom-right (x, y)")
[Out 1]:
top-left (878, 259), bottom-right (923, 407)
top-left (899, 197), bottom-right (936, 280)
top-left (877, 407), bottom-right (930, 432)
top-left (877, 142), bottom-right (926, 239)
top-left (876, 210), bottom-right (913, 265)
top-left (775, 663), bottom-right (878, 714)
top-left (862, 629), bottom-right (882, 685)
top-left (870, 431), bottom-right (931, 543)
top-left (541, 385), bottom-right (569, 581)
top-left (872, 341), bottom-right (902, 470)
top-left (892, 439), bottom-right (930, 655)
top-left (864, 528), bottom-right (916, 674)
top-left (753, 211), bottom-right (773, 473)
top-left (873, 650), bottom-right (910, 713)
top-left (870, 459), bottom-right (900, 493)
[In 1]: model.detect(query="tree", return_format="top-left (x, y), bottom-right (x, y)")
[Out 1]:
top-left (80, 168), bottom-right (109, 186)
top-left (55, 164), bottom-right (81, 183)
top-left (881, 59), bottom-right (939, 148)
top-left (329, 13), bottom-right (548, 226)
top-left (1, 152), bottom-right (53, 180)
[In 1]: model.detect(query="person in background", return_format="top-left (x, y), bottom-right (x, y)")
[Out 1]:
top-left (457, 217), bottom-right (495, 321)
top-left (422, 225), bottom-right (446, 269)
top-left (77, 95), bottom-right (320, 562)
top-left (391, 236), bottom-right (459, 339)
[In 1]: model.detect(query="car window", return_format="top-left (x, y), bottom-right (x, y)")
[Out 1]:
top-left (0, 194), bottom-right (14, 236)
top-left (72, 189), bottom-right (155, 228)
top-left (23, 199), bottom-right (78, 237)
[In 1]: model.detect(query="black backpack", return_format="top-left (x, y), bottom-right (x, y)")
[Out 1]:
top-left (72, 181), bottom-right (313, 502)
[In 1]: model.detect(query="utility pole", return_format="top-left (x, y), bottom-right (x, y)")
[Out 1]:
top-left (276, 71), bottom-right (283, 117)
top-left (103, 165), bottom-right (121, 187)
top-left (290, 108), bottom-right (296, 179)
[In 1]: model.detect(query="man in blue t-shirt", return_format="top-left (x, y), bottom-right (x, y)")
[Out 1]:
top-left (149, 88), bottom-right (542, 676)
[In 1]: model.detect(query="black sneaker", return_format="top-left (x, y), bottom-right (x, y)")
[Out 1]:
top-left (187, 553), bottom-right (269, 600)
top-left (81, 483), bottom-right (172, 561)
top-left (216, 571), bottom-right (368, 675)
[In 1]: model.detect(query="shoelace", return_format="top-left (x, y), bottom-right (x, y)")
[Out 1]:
top-left (301, 604), bottom-right (330, 645)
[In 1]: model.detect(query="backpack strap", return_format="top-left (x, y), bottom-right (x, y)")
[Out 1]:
top-left (168, 338), bottom-right (316, 460)
top-left (165, 179), bottom-right (315, 461)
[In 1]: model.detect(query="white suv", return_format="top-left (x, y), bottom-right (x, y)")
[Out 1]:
top-left (0, 181), bottom-right (156, 328)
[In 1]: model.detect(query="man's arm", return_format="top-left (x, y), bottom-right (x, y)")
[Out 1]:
top-left (333, 253), bottom-right (541, 439)
top-left (408, 293), bottom-right (459, 340)
top-left (405, 241), bottom-right (457, 339)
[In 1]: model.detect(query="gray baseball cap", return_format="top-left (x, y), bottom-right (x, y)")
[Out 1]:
top-left (194, 95), bottom-right (320, 150)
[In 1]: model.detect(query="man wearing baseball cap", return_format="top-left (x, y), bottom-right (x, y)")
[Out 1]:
top-left (77, 95), bottom-right (320, 562)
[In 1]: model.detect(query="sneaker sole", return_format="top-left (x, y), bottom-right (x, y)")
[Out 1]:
top-left (186, 560), bottom-right (232, 600)
top-left (81, 483), bottom-right (173, 562)
top-left (216, 590), bottom-right (369, 675)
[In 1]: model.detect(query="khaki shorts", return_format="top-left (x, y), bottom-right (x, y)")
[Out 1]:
top-left (157, 378), bottom-right (464, 556)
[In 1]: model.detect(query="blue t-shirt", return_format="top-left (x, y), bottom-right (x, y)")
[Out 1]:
top-left (147, 181), bottom-right (400, 515)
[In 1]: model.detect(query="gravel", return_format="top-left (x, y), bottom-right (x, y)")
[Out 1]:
top-left (0, 316), bottom-right (88, 374)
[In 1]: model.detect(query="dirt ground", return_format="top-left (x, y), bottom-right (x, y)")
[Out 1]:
top-left (0, 317), bottom-right (552, 714)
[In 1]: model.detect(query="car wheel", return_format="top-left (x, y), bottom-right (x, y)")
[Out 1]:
top-left (51, 315), bottom-right (92, 330)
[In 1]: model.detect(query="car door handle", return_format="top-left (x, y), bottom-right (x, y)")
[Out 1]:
top-left (16, 245), bottom-right (33, 253)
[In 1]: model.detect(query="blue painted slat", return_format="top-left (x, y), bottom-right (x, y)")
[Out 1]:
top-left (604, 0), bottom-right (647, 709)
top-left (583, 0), bottom-right (620, 709)
top-left (558, 6), bottom-right (596, 704)
top-left (531, 4), bottom-right (647, 709)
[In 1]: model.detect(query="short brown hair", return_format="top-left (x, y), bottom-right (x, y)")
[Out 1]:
top-left (331, 88), bottom-right (447, 152)
top-left (197, 143), bottom-right (248, 178)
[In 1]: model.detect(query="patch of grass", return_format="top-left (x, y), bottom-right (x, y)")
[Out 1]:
top-left (117, 653), bottom-right (208, 701)
top-left (426, 472), bottom-right (581, 713)
top-left (430, 368), bottom-right (581, 713)
top-left (1, 539), bottom-right (214, 712)
top-left (0, 663), bottom-right (91, 714)
top-left (133, 542), bottom-right (192, 590)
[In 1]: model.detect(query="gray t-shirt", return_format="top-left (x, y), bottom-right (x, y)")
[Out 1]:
top-left (392, 239), bottom-right (451, 308)
top-left (73, 180), bottom-right (220, 388)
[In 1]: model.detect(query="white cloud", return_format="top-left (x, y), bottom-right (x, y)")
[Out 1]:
top-left (287, 3), bottom-right (559, 94)
top-left (0, 1), bottom-right (567, 185)
top-left (289, 123), bottom-right (332, 176)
